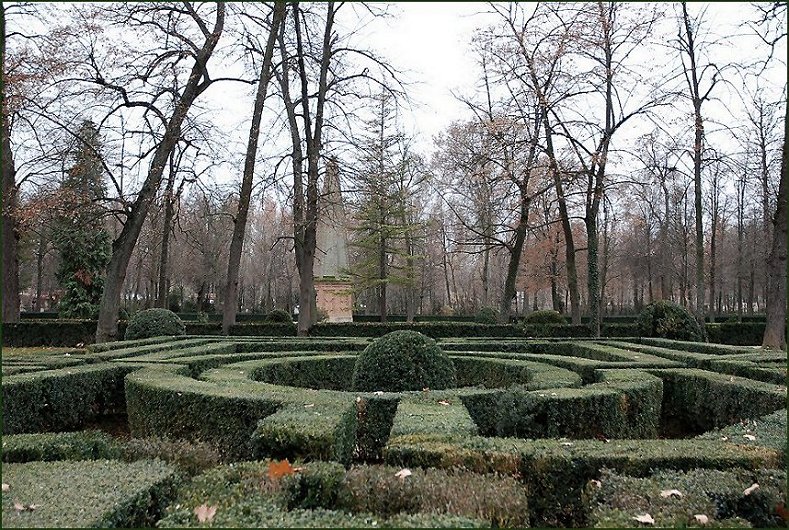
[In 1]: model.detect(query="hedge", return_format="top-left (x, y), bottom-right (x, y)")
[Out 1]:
top-left (157, 459), bottom-right (520, 528)
top-left (2, 363), bottom-right (138, 434)
top-left (1, 459), bottom-right (179, 528)
top-left (697, 408), bottom-right (787, 467)
top-left (648, 368), bottom-right (787, 433)
top-left (1, 430), bottom-right (122, 463)
top-left (3, 319), bottom-right (771, 345)
top-left (586, 467), bottom-right (786, 528)
top-left (383, 435), bottom-right (781, 527)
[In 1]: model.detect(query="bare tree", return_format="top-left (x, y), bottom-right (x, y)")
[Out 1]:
top-left (221, 2), bottom-right (285, 334)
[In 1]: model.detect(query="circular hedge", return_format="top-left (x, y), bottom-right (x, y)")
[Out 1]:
top-left (124, 308), bottom-right (186, 340)
top-left (474, 307), bottom-right (500, 324)
top-left (351, 331), bottom-right (457, 392)
top-left (637, 300), bottom-right (703, 341)
top-left (266, 309), bottom-right (293, 323)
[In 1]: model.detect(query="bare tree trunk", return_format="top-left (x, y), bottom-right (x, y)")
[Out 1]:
top-left (763, 131), bottom-right (787, 349)
top-left (222, 2), bottom-right (284, 334)
top-left (378, 232), bottom-right (387, 322)
top-left (499, 200), bottom-right (530, 323)
top-left (155, 157), bottom-right (176, 309)
top-left (1, 5), bottom-right (20, 323)
top-left (96, 5), bottom-right (225, 342)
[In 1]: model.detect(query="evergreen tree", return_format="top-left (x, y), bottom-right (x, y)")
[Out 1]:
top-left (351, 91), bottom-right (424, 321)
top-left (52, 120), bottom-right (110, 318)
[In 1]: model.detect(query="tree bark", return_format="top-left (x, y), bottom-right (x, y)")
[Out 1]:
top-left (222, 2), bottom-right (284, 334)
top-left (499, 199), bottom-right (530, 322)
top-left (96, 4), bottom-right (225, 342)
top-left (762, 128), bottom-right (787, 349)
top-left (155, 156), bottom-right (176, 309)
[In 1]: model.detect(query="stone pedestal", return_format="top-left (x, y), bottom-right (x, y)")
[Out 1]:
top-left (315, 277), bottom-right (353, 323)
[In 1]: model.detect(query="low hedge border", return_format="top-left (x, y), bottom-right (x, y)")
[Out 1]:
top-left (1, 459), bottom-right (179, 528)
top-left (696, 408), bottom-right (787, 467)
top-left (646, 368), bottom-right (787, 432)
top-left (383, 435), bottom-right (781, 527)
top-left (586, 467), bottom-right (786, 528)
top-left (1, 430), bottom-right (123, 463)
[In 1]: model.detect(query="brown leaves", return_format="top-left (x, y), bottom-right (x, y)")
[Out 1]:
top-left (267, 459), bottom-right (296, 480)
top-left (743, 483), bottom-right (760, 496)
top-left (12, 501), bottom-right (39, 513)
top-left (2, 483), bottom-right (9, 492)
top-left (437, 400), bottom-right (451, 406)
top-left (394, 468), bottom-right (412, 479)
top-left (194, 503), bottom-right (217, 523)
top-left (693, 514), bottom-right (709, 525)
top-left (660, 489), bottom-right (683, 498)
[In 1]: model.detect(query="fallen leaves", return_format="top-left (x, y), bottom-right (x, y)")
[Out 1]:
top-left (437, 400), bottom-right (451, 406)
top-left (694, 514), bottom-right (709, 524)
top-left (632, 513), bottom-right (655, 525)
top-left (743, 434), bottom-right (756, 441)
top-left (12, 501), bottom-right (39, 513)
top-left (394, 468), bottom-right (412, 479)
top-left (268, 459), bottom-right (296, 480)
top-left (743, 483), bottom-right (760, 496)
top-left (660, 489), bottom-right (683, 498)
top-left (2, 483), bottom-right (9, 492)
top-left (590, 479), bottom-right (602, 488)
top-left (194, 503), bottom-right (217, 523)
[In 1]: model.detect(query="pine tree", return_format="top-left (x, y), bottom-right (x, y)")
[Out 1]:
top-left (52, 120), bottom-right (110, 318)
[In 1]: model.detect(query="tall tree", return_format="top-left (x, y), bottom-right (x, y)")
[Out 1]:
top-left (52, 120), bottom-right (110, 318)
top-left (222, 1), bottom-right (285, 334)
top-left (90, 2), bottom-right (226, 342)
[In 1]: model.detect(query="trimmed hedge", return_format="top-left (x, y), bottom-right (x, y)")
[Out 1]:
top-left (383, 435), bottom-right (781, 527)
top-left (1, 320), bottom-right (121, 347)
top-left (1, 459), bottom-right (179, 528)
top-left (586, 467), bottom-right (786, 528)
top-left (697, 408), bottom-right (787, 467)
top-left (707, 321), bottom-right (767, 346)
top-left (2, 363), bottom-right (136, 434)
top-left (124, 308), bottom-right (185, 340)
top-left (351, 331), bottom-right (457, 392)
top-left (1, 430), bottom-right (122, 463)
top-left (638, 300), bottom-right (703, 341)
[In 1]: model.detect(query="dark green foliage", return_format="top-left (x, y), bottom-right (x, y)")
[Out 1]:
top-left (522, 309), bottom-right (567, 324)
top-left (1, 431), bottom-right (122, 463)
top-left (121, 437), bottom-right (222, 476)
top-left (351, 331), bottom-right (457, 392)
top-left (706, 322), bottom-right (767, 345)
top-left (697, 409), bottom-right (787, 466)
top-left (124, 308), bottom-right (186, 340)
top-left (1, 319), bottom-right (121, 347)
top-left (651, 368), bottom-right (787, 433)
top-left (266, 309), bottom-right (294, 323)
top-left (252, 356), bottom-right (358, 390)
top-left (638, 300), bottom-right (703, 341)
top-left (586, 468), bottom-right (786, 528)
top-left (353, 395), bottom-right (400, 462)
top-left (1, 459), bottom-right (179, 528)
top-left (474, 307), bottom-right (500, 324)
top-left (51, 121), bottom-right (111, 320)
top-left (2, 364), bottom-right (134, 434)
top-left (337, 465), bottom-right (529, 527)
top-left (157, 460), bottom-right (489, 528)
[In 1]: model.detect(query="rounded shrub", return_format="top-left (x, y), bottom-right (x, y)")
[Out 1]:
top-left (351, 330), bottom-right (457, 392)
top-left (474, 306), bottom-right (500, 324)
top-left (637, 300), bottom-right (703, 341)
top-left (522, 310), bottom-right (566, 325)
top-left (266, 309), bottom-right (293, 323)
top-left (124, 308), bottom-right (186, 340)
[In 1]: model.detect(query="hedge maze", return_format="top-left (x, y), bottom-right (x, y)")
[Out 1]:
top-left (2, 335), bottom-right (786, 527)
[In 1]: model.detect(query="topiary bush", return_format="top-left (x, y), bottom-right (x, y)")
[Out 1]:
top-left (637, 300), bottom-right (703, 341)
top-left (474, 307), bottom-right (500, 324)
top-left (124, 308), bottom-right (185, 340)
top-left (351, 331), bottom-right (457, 392)
top-left (521, 310), bottom-right (566, 325)
top-left (266, 308), bottom-right (293, 323)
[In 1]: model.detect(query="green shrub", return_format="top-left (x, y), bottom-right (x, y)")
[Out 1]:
top-left (522, 310), bottom-right (567, 325)
top-left (351, 331), bottom-right (457, 392)
top-left (697, 409), bottom-right (787, 467)
top-left (124, 308), bottom-right (185, 340)
top-left (121, 437), bottom-right (221, 476)
top-left (586, 468), bottom-right (786, 528)
top-left (1, 431), bottom-right (122, 463)
top-left (474, 307), bottom-right (500, 324)
top-left (266, 309), bottom-right (293, 323)
top-left (1, 459), bottom-right (179, 528)
top-left (638, 300), bottom-right (703, 341)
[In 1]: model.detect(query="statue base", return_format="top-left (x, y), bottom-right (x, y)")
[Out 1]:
top-left (314, 277), bottom-right (353, 323)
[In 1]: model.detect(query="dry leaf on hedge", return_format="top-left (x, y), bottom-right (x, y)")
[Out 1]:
top-left (437, 400), bottom-right (450, 406)
top-left (13, 502), bottom-right (25, 513)
top-left (660, 489), bottom-right (683, 498)
top-left (743, 483), bottom-right (759, 496)
top-left (27, 504), bottom-right (39, 511)
top-left (194, 503), bottom-right (217, 523)
top-left (743, 434), bottom-right (756, 441)
top-left (633, 513), bottom-right (655, 525)
top-left (268, 459), bottom-right (296, 480)
top-left (394, 468), bottom-right (412, 479)
top-left (304, 403), bottom-right (315, 408)
top-left (694, 514), bottom-right (709, 524)
top-left (2, 483), bottom-right (9, 492)
top-left (590, 479), bottom-right (602, 488)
